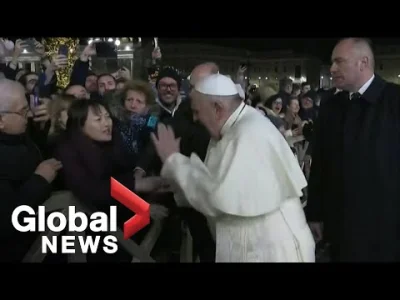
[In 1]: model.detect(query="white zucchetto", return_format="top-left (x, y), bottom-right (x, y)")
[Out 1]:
top-left (195, 74), bottom-right (245, 99)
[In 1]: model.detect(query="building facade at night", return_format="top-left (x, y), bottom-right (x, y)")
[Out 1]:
top-left (374, 45), bottom-right (400, 85)
top-left (160, 43), bottom-right (322, 89)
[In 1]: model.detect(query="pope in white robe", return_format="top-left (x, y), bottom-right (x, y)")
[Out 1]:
top-left (151, 74), bottom-right (315, 262)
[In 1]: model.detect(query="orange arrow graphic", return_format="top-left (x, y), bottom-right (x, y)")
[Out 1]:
top-left (111, 177), bottom-right (150, 240)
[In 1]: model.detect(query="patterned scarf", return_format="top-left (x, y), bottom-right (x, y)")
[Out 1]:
top-left (116, 113), bottom-right (157, 156)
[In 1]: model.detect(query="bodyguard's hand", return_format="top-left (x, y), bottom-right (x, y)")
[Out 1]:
top-left (309, 222), bottom-right (323, 243)
top-left (35, 158), bottom-right (63, 183)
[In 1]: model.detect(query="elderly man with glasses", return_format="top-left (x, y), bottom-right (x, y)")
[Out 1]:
top-left (0, 79), bottom-right (62, 262)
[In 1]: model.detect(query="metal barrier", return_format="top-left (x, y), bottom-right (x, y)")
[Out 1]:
top-left (22, 191), bottom-right (165, 263)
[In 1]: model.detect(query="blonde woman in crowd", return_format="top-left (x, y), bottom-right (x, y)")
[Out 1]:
top-left (107, 80), bottom-right (159, 158)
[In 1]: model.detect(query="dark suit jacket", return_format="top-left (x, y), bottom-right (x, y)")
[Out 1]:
top-left (305, 75), bottom-right (400, 262)
top-left (0, 132), bottom-right (52, 262)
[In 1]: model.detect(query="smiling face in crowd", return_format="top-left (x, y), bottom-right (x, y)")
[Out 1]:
top-left (157, 77), bottom-right (179, 105)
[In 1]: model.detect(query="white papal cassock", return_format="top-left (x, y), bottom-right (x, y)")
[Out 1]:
top-left (161, 74), bottom-right (315, 262)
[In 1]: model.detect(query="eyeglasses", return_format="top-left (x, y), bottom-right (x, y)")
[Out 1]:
top-left (159, 83), bottom-right (178, 90)
top-left (0, 108), bottom-right (31, 118)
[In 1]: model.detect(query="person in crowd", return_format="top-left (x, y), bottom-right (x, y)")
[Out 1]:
top-left (116, 78), bottom-right (127, 91)
top-left (277, 77), bottom-right (293, 106)
top-left (69, 42), bottom-right (99, 97)
top-left (97, 73), bottom-right (117, 97)
top-left (134, 63), bottom-right (218, 262)
top-left (299, 90), bottom-right (319, 123)
top-left (0, 79), bottom-right (63, 262)
top-left (54, 100), bottom-right (168, 261)
top-left (306, 37), bottom-right (400, 262)
top-left (64, 84), bottom-right (90, 100)
top-left (283, 96), bottom-right (303, 139)
top-left (255, 102), bottom-right (286, 135)
top-left (291, 83), bottom-right (301, 97)
top-left (135, 66), bottom-right (211, 176)
top-left (108, 80), bottom-right (158, 157)
top-left (151, 73), bottom-right (314, 262)
top-left (300, 82), bottom-right (311, 96)
top-left (264, 94), bottom-right (284, 117)
top-left (47, 94), bottom-right (76, 152)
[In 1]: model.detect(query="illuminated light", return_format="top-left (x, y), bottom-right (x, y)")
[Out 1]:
top-left (88, 39), bottom-right (93, 44)
top-left (114, 39), bottom-right (121, 46)
top-left (22, 49), bottom-right (27, 54)
top-left (321, 76), bottom-right (324, 79)
top-left (245, 77), bottom-right (247, 79)
top-left (289, 76), bottom-right (294, 81)
top-left (138, 37), bottom-right (142, 43)
top-left (108, 38), bottom-right (113, 42)
top-left (258, 77), bottom-right (261, 79)
top-left (265, 77), bottom-right (268, 80)
top-left (398, 74), bottom-right (400, 78)
top-left (330, 77), bottom-right (332, 80)
top-left (125, 45), bottom-right (131, 51)
top-left (95, 38), bottom-right (100, 41)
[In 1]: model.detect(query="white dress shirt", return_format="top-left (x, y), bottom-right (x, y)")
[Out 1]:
top-left (349, 74), bottom-right (375, 99)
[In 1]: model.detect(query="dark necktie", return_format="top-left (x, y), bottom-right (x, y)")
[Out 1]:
top-left (350, 92), bottom-right (361, 101)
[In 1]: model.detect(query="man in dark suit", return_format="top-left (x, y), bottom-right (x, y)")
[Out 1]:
top-left (134, 63), bottom-right (217, 262)
top-left (306, 37), bottom-right (400, 262)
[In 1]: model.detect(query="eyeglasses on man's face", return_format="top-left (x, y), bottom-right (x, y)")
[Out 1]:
top-left (0, 106), bottom-right (31, 119)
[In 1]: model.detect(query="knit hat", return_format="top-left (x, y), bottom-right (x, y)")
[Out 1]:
top-left (156, 67), bottom-right (181, 89)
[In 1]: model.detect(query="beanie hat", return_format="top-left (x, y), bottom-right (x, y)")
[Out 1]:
top-left (156, 67), bottom-right (181, 89)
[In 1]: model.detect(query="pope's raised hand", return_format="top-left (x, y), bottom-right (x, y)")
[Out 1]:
top-left (151, 123), bottom-right (181, 163)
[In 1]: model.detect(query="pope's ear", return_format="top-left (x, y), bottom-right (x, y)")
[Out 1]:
top-left (212, 99), bottom-right (224, 111)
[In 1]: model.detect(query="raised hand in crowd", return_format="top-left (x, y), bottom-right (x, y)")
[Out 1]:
top-left (117, 66), bottom-right (131, 80)
top-left (152, 47), bottom-right (162, 61)
top-left (30, 96), bottom-right (50, 123)
top-left (9, 39), bottom-right (27, 70)
top-left (33, 39), bottom-right (46, 58)
top-left (50, 54), bottom-right (68, 71)
top-left (80, 42), bottom-right (96, 62)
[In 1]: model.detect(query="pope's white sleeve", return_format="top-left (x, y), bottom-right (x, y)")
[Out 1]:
top-left (161, 152), bottom-right (222, 217)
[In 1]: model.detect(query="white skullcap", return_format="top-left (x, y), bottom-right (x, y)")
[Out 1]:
top-left (195, 73), bottom-right (244, 99)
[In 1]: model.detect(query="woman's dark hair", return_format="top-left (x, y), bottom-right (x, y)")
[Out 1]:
top-left (66, 99), bottom-right (109, 134)
top-left (265, 94), bottom-right (282, 109)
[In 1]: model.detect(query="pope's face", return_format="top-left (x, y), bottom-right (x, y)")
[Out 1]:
top-left (190, 91), bottom-right (221, 139)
